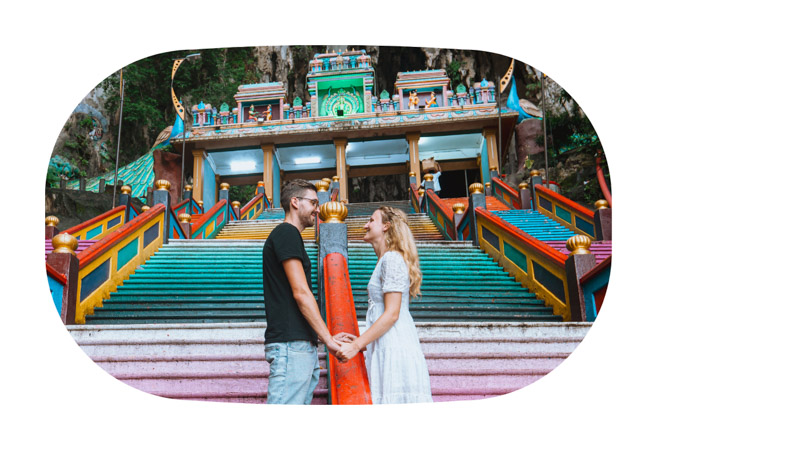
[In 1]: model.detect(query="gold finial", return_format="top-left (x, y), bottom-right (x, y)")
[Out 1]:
top-left (178, 213), bottom-right (192, 223)
top-left (452, 203), bottom-right (466, 214)
top-left (184, 184), bottom-right (192, 191)
top-left (232, 201), bottom-right (241, 208)
top-left (595, 200), bottom-right (610, 210)
top-left (155, 180), bottom-right (171, 191)
top-left (51, 233), bottom-right (78, 255)
top-left (257, 181), bottom-right (265, 187)
top-left (417, 187), bottom-right (425, 197)
top-left (323, 177), bottom-right (333, 184)
top-left (409, 171), bottom-right (416, 177)
top-left (45, 216), bottom-right (59, 227)
top-left (530, 170), bottom-right (541, 177)
top-left (120, 185), bottom-right (132, 195)
top-left (316, 180), bottom-right (331, 192)
top-left (198, 200), bottom-right (204, 207)
top-left (220, 183), bottom-right (230, 190)
top-left (141, 205), bottom-right (151, 212)
top-left (490, 166), bottom-right (498, 171)
top-left (423, 173), bottom-right (434, 182)
top-left (518, 182), bottom-right (529, 190)
top-left (319, 201), bottom-right (348, 223)
top-left (485, 182), bottom-right (491, 189)
top-left (566, 235), bottom-right (593, 255)
top-left (267, 196), bottom-right (272, 203)
top-left (469, 183), bottom-right (484, 195)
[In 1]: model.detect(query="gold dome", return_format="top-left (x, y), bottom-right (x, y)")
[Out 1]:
top-left (452, 203), bottom-right (466, 214)
top-left (178, 213), bottom-right (192, 223)
top-left (267, 196), bottom-right (272, 203)
top-left (141, 205), bottom-right (151, 212)
top-left (184, 184), bottom-right (192, 191)
top-left (518, 182), bottom-right (529, 190)
top-left (257, 181), bottom-right (264, 187)
top-left (423, 173), bottom-right (434, 182)
top-left (323, 177), bottom-right (333, 184)
top-left (320, 201), bottom-right (348, 223)
top-left (566, 235), bottom-right (593, 255)
top-left (316, 180), bottom-right (330, 192)
top-left (331, 176), bottom-right (339, 183)
top-left (155, 180), bottom-right (171, 191)
top-left (595, 200), bottom-right (610, 210)
top-left (468, 183), bottom-right (484, 195)
top-left (417, 187), bottom-right (425, 196)
top-left (51, 233), bottom-right (78, 255)
top-left (220, 183), bottom-right (230, 190)
top-left (530, 170), bottom-right (541, 177)
top-left (490, 165), bottom-right (498, 171)
top-left (409, 171), bottom-right (416, 178)
top-left (45, 216), bottom-right (59, 227)
top-left (198, 200), bottom-right (204, 207)
top-left (231, 201), bottom-right (241, 208)
top-left (120, 185), bottom-right (132, 195)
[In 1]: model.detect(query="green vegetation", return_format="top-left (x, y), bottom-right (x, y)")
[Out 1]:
top-left (101, 47), bottom-right (263, 167)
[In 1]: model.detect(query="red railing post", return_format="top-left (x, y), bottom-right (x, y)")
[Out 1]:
top-left (46, 233), bottom-right (79, 325)
top-left (565, 235), bottom-right (597, 322)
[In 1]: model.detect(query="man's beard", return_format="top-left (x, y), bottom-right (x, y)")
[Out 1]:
top-left (302, 212), bottom-right (316, 228)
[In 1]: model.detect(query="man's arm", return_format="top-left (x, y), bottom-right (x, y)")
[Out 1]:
top-left (282, 258), bottom-right (341, 353)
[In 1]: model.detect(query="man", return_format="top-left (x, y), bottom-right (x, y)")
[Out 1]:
top-left (262, 179), bottom-right (341, 404)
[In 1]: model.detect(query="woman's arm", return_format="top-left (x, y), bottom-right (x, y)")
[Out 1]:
top-left (336, 292), bottom-right (401, 361)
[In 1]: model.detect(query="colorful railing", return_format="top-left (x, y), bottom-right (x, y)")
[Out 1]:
top-left (73, 204), bottom-right (166, 323)
top-left (166, 204), bottom-right (188, 240)
top-left (46, 264), bottom-right (67, 317)
top-left (173, 197), bottom-right (201, 216)
top-left (190, 200), bottom-right (231, 239)
top-left (323, 252), bottom-right (372, 404)
top-left (456, 200), bottom-right (474, 241)
top-left (409, 183), bottom-right (422, 213)
top-left (424, 190), bottom-right (456, 240)
top-left (534, 185), bottom-right (596, 239)
top-left (474, 207), bottom-right (576, 320)
top-left (580, 256), bottom-right (611, 322)
top-left (491, 177), bottom-right (522, 210)
top-left (62, 205), bottom-right (127, 241)
top-left (239, 193), bottom-right (267, 221)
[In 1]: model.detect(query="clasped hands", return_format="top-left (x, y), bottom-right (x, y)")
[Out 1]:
top-left (330, 332), bottom-right (360, 362)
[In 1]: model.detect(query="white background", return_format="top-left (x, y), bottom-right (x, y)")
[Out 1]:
top-left (2, 1), bottom-right (798, 448)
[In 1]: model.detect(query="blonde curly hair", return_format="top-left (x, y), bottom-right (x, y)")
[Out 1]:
top-left (378, 206), bottom-right (422, 298)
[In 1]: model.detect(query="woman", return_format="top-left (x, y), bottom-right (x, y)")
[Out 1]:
top-left (335, 206), bottom-right (433, 404)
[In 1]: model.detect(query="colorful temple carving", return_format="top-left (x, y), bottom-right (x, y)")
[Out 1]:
top-left (172, 49), bottom-right (516, 206)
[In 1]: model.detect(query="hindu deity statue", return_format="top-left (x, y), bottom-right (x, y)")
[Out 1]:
top-left (425, 92), bottom-right (438, 108)
top-left (408, 90), bottom-right (419, 109)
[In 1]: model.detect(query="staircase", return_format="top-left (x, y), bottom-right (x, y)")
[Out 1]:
top-left (69, 323), bottom-right (328, 404)
top-left (256, 208), bottom-right (287, 220)
top-left (215, 218), bottom-right (316, 240)
top-left (83, 240), bottom-right (318, 324)
top-left (347, 241), bottom-right (561, 322)
top-left (342, 200), bottom-right (414, 217)
top-left (491, 209), bottom-right (577, 241)
top-left (69, 321), bottom-right (589, 404)
top-left (346, 213), bottom-right (444, 241)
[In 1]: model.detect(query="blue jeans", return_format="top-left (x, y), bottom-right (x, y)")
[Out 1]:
top-left (265, 340), bottom-right (320, 405)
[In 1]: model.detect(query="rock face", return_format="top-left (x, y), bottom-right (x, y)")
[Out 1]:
top-left (515, 119), bottom-right (545, 172)
top-left (152, 150), bottom-right (183, 203)
top-left (45, 188), bottom-right (145, 230)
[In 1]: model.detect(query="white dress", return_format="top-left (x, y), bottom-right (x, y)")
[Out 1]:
top-left (364, 251), bottom-right (433, 404)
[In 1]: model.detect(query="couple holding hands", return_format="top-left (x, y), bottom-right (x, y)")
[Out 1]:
top-left (262, 179), bottom-right (432, 404)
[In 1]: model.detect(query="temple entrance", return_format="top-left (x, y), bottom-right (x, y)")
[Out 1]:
top-left (436, 168), bottom-right (481, 198)
top-left (348, 173), bottom-right (409, 203)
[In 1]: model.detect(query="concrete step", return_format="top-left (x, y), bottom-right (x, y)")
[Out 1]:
top-left (68, 322), bottom-right (590, 403)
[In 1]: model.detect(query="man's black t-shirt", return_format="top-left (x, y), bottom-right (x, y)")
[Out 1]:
top-left (262, 222), bottom-right (317, 344)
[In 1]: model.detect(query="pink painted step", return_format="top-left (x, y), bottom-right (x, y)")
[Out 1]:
top-left (543, 240), bottom-right (612, 264)
top-left (69, 322), bottom-right (592, 405)
top-left (45, 239), bottom-right (97, 258)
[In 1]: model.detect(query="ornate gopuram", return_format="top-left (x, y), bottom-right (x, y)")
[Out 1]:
top-left (174, 49), bottom-right (517, 206)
